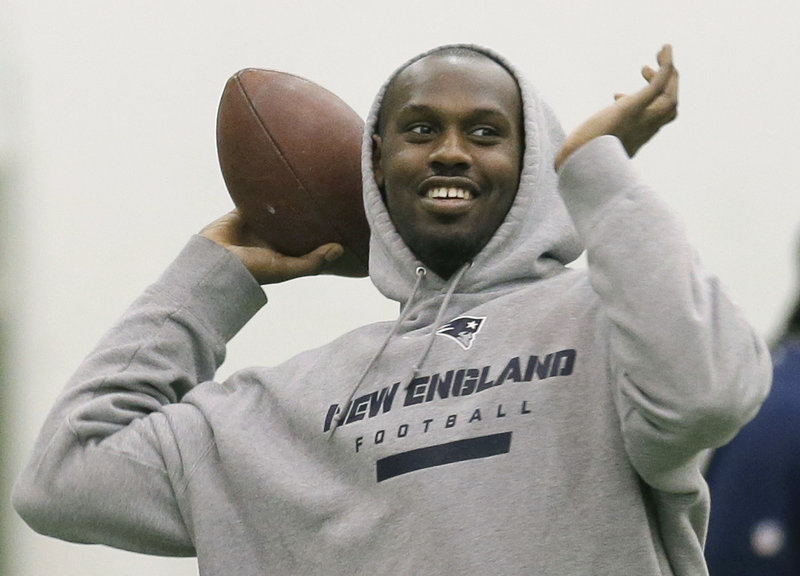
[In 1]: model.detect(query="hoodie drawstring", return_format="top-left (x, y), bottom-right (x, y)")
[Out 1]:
top-left (405, 261), bottom-right (471, 387)
top-left (327, 262), bottom-right (470, 440)
top-left (328, 266), bottom-right (427, 440)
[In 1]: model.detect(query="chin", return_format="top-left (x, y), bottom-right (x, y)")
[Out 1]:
top-left (410, 233), bottom-right (484, 274)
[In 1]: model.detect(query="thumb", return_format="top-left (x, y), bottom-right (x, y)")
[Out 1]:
top-left (308, 243), bottom-right (346, 269)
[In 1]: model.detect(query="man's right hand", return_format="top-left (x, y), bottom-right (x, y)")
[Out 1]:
top-left (200, 210), bottom-right (344, 285)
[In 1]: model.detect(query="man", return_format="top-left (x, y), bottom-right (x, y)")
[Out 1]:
top-left (13, 44), bottom-right (771, 576)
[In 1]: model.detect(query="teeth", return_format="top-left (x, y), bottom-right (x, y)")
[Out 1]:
top-left (428, 187), bottom-right (472, 200)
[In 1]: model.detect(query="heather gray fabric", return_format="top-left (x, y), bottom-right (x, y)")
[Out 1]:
top-left (13, 45), bottom-right (771, 576)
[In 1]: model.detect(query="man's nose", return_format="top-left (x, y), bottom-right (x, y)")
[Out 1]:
top-left (429, 128), bottom-right (471, 171)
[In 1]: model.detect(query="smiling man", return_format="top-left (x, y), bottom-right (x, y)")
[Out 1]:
top-left (13, 45), bottom-right (771, 576)
top-left (373, 49), bottom-right (524, 279)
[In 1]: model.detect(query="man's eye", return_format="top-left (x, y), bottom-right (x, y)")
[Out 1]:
top-left (409, 124), bottom-right (434, 135)
top-left (471, 126), bottom-right (498, 137)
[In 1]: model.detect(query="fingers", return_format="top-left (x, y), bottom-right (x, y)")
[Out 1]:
top-left (656, 43), bottom-right (673, 68)
top-left (199, 210), bottom-right (239, 244)
top-left (244, 243), bottom-right (344, 284)
top-left (629, 45), bottom-right (678, 126)
top-left (200, 208), bottom-right (344, 284)
top-left (651, 53), bottom-right (679, 121)
top-left (663, 58), bottom-right (679, 103)
top-left (200, 209), bottom-right (266, 248)
top-left (651, 45), bottom-right (678, 99)
top-left (560, 44), bottom-right (681, 163)
top-left (288, 243), bottom-right (345, 278)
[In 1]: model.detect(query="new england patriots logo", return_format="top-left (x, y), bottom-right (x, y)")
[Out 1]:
top-left (436, 316), bottom-right (486, 350)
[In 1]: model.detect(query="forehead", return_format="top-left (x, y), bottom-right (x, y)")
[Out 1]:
top-left (381, 53), bottom-right (522, 125)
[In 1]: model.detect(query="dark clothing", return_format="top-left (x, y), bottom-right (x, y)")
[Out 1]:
top-left (706, 338), bottom-right (800, 574)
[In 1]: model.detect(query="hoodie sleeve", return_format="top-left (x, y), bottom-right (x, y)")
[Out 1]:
top-left (557, 135), bottom-right (772, 493)
top-left (11, 235), bottom-right (267, 555)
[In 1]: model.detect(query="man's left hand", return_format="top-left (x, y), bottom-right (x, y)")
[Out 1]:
top-left (555, 44), bottom-right (679, 171)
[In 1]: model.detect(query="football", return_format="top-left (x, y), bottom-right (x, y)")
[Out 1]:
top-left (216, 68), bottom-right (369, 277)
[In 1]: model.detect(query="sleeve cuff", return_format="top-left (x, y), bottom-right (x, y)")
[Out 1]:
top-left (154, 235), bottom-right (268, 342)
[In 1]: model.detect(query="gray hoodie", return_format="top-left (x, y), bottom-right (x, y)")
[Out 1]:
top-left (13, 45), bottom-right (771, 576)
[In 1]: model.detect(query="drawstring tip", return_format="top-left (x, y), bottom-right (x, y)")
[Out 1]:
top-left (403, 366), bottom-right (421, 389)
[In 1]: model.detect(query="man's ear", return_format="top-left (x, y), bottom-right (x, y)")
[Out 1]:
top-left (372, 134), bottom-right (384, 189)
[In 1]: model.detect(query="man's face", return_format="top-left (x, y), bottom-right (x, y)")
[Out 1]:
top-left (373, 52), bottom-right (524, 279)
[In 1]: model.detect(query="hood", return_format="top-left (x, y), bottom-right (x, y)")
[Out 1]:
top-left (361, 44), bottom-right (583, 306)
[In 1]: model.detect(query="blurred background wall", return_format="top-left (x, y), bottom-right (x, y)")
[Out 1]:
top-left (2, 1), bottom-right (799, 574)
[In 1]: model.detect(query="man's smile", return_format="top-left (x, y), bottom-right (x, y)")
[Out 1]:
top-left (420, 187), bottom-right (476, 215)
top-left (427, 187), bottom-right (473, 200)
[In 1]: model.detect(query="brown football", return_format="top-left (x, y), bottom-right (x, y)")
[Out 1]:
top-left (216, 68), bottom-right (369, 277)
